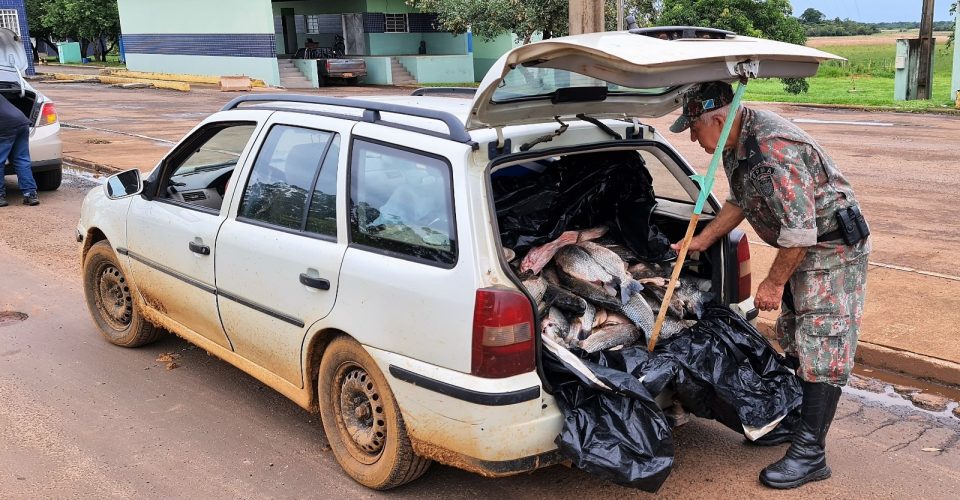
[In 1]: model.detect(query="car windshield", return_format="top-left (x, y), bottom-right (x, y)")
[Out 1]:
top-left (491, 66), bottom-right (674, 103)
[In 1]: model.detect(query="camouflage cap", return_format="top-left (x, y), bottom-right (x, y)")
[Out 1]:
top-left (669, 81), bottom-right (735, 133)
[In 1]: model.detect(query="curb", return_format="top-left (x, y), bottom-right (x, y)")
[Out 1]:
top-left (63, 156), bottom-right (123, 176)
top-left (756, 319), bottom-right (960, 387)
top-left (47, 73), bottom-right (190, 91)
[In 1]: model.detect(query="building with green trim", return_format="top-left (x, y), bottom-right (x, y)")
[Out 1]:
top-left (116, 0), bottom-right (515, 88)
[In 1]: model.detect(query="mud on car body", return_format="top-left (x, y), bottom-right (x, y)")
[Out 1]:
top-left (76, 27), bottom-right (839, 490)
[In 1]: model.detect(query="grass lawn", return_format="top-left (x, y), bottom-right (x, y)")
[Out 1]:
top-left (746, 40), bottom-right (958, 112)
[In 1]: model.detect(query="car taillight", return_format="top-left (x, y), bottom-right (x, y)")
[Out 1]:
top-left (326, 61), bottom-right (333, 71)
top-left (471, 288), bottom-right (535, 378)
top-left (38, 102), bottom-right (58, 127)
top-left (737, 233), bottom-right (752, 303)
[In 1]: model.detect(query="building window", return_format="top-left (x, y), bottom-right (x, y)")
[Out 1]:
top-left (306, 15), bottom-right (320, 34)
top-left (0, 9), bottom-right (20, 36)
top-left (384, 13), bottom-right (408, 33)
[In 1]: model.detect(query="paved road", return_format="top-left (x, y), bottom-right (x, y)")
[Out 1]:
top-left (2, 171), bottom-right (960, 498)
top-left (24, 81), bottom-right (960, 370)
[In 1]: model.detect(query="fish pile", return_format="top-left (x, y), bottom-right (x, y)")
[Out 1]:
top-left (512, 227), bottom-right (713, 353)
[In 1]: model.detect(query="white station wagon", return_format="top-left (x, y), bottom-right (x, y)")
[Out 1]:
top-left (77, 27), bottom-right (839, 489)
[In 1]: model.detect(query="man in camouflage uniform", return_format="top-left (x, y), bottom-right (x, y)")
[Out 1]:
top-left (670, 81), bottom-right (870, 489)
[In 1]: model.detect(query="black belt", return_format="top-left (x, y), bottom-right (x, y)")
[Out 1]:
top-left (817, 228), bottom-right (843, 242)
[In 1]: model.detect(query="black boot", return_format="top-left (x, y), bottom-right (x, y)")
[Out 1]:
top-left (0, 192), bottom-right (7, 207)
top-left (746, 408), bottom-right (800, 446)
top-left (759, 380), bottom-right (842, 489)
top-left (746, 355), bottom-right (801, 447)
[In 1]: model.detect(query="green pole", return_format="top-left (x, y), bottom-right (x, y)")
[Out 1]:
top-left (691, 80), bottom-right (749, 214)
top-left (648, 79), bottom-right (748, 350)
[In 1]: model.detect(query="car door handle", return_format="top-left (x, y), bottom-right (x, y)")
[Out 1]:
top-left (299, 273), bottom-right (330, 290)
top-left (188, 241), bottom-right (211, 255)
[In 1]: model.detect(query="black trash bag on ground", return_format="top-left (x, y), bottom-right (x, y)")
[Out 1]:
top-left (639, 305), bottom-right (802, 431)
top-left (542, 343), bottom-right (674, 492)
top-left (492, 151), bottom-right (675, 261)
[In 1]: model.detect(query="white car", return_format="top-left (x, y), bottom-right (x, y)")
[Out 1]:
top-left (77, 27), bottom-right (838, 490)
top-left (1, 28), bottom-right (62, 191)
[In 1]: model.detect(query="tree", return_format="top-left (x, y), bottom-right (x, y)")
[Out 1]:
top-left (605, 0), bottom-right (663, 31)
top-left (950, 1), bottom-right (958, 48)
top-left (798, 7), bottom-right (825, 25)
top-left (657, 0), bottom-right (808, 93)
top-left (407, 0), bottom-right (568, 43)
top-left (24, 0), bottom-right (57, 61)
top-left (39, 0), bottom-right (120, 62)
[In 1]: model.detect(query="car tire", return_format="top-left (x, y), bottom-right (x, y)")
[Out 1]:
top-left (318, 336), bottom-right (431, 490)
top-left (35, 168), bottom-right (62, 191)
top-left (83, 240), bottom-right (161, 347)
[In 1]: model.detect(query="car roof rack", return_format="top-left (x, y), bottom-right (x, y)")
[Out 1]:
top-left (410, 87), bottom-right (477, 97)
top-left (220, 94), bottom-right (477, 148)
top-left (624, 19), bottom-right (735, 40)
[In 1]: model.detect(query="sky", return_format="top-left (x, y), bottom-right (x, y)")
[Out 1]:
top-left (789, 0), bottom-right (956, 23)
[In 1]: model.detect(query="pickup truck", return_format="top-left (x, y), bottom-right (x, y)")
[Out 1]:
top-left (295, 47), bottom-right (366, 86)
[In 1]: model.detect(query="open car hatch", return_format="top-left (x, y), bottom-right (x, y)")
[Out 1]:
top-left (0, 28), bottom-right (29, 94)
top-left (466, 29), bottom-right (843, 130)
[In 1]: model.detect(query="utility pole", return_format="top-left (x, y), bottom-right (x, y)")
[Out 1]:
top-left (617, 0), bottom-right (625, 31)
top-left (570, 0), bottom-right (605, 35)
top-left (917, 0), bottom-right (935, 100)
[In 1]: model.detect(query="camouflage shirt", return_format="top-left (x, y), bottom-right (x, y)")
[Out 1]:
top-left (722, 107), bottom-right (870, 270)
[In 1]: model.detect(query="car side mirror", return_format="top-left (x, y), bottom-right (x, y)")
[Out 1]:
top-left (105, 169), bottom-right (144, 199)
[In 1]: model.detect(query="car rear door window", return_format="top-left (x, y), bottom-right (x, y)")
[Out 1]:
top-left (238, 125), bottom-right (336, 233)
top-left (304, 135), bottom-right (339, 236)
top-left (349, 139), bottom-right (457, 267)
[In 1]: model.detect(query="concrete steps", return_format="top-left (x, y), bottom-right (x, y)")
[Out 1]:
top-left (277, 59), bottom-right (314, 89)
top-left (390, 57), bottom-right (416, 86)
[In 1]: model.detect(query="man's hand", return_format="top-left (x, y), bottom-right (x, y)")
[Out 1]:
top-left (755, 278), bottom-right (785, 311)
top-left (671, 234), bottom-right (713, 253)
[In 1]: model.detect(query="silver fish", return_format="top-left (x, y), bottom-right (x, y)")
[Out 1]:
top-left (620, 292), bottom-right (655, 338)
top-left (661, 318), bottom-right (690, 341)
top-left (629, 261), bottom-right (667, 280)
top-left (572, 301), bottom-right (597, 340)
top-left (555, 266), bottom-right (623, 312)
top-left (577, 240), bottom-right (644, 305)
top-left (675, 278), bottom-right (714, 319)
top-left (520, 226), bottom-right (608, 274)
top-left (579, 314), bottom-right (640, 353)
top-left (522, 275), bottom-right (548, 305)
top-left (554, 245), bottom-right (619, 297)
top-left (541, 307), bottom-right (572, 346)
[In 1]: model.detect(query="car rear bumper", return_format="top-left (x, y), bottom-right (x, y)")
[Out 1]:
top-left (4, 158), bottom-right (62, 175)
top-left (29, 123), bottom-right (63, 164)
top-left (366, 345), bottom-right (564, 473)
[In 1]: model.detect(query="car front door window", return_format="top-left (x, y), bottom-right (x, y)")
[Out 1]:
top-left (160, 123), bottom-right (257, 212)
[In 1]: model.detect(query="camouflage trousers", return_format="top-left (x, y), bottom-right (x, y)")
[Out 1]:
top-left (775, 255), bottom-right (869, 385)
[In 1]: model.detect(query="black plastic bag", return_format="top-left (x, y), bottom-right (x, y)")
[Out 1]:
top-left (543, 343), bottom-right (674, 492)
top-left (540, 306), bottom-right (800, 491)
top-left (640, 305), bottom-right (802, 431)
top-left (492, 151), bottom-right (675, 261)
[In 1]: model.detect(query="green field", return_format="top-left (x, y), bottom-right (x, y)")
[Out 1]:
top-left (746, 41), bottom-right (958, 111)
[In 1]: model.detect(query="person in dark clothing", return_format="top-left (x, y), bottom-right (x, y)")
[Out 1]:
top-left (0, 96), bottom-right (38, 206)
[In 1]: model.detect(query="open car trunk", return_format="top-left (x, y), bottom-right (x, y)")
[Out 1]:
top-left (490, 147), bottom-right (726, 355)
top-left (1, 86), bottom-right (39, 127)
